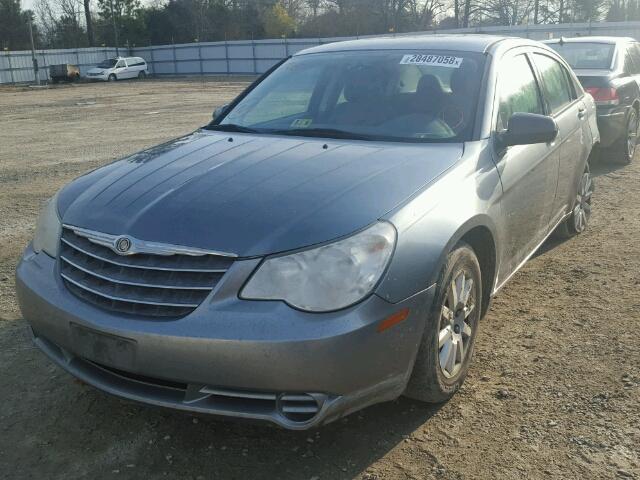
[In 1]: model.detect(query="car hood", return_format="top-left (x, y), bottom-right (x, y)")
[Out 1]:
top-left (60, 130), bottom-right (463, 257)
top-left (87, 67), bottom-right (106, 74)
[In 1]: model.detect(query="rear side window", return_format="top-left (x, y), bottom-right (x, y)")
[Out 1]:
top-left (126, 58), bottom-right (145, 67)
top-left (533, 54), bottom-right (573, 114)
top-left (496, 54), bottom-right (543, 131)
top-left (625, 44), bottom-right (640, 74)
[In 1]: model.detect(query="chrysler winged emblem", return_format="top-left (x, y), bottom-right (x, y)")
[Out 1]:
top-left (114, 236), bottom-right (132, 255)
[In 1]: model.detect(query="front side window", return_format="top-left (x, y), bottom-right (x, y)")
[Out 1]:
top-left (115, 60), bottom-right (125, 69)
top-left (534, 54), bottom-right (573, 115)
top-left (216, 50), bottom-right (486, 143)
top-left (496, 54), bottom-right (543, 132)
top-left (97, 58), bottom-right (118, 69)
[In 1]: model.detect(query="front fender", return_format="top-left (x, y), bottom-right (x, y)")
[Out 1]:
top-left (375, 140), bottom-right (502, 304)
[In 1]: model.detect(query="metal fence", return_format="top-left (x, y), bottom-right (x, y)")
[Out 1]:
top-left (0, 47), bottom-right (119, 84)
top-left (4, 20), bottom-right (640, 84)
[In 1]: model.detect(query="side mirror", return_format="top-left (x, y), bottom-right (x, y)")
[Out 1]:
top-left (212, 104), bottom-right (229, 121)
top-left (498, 113), bottom-right (558, 147)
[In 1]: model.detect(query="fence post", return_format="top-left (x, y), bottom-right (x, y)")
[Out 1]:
top-left (172, 43), bottom-right (177, 75)
top-left (149, 46), bottom-right (155, 76)
top-left (39, 50), bottom-right (44, 83)
top-left (7, 53), bottom-right (15, 84)
top-left (224, 39), bottom-right (230, 75)
top-left (251, 38), bottom-right (257, 74)
top-left (198, 42), bottom-right (203, 77)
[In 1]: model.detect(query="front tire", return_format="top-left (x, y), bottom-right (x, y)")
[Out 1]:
top-left (108, 74), bottom-right (117, 82)
top-left (405, 243), bottom-right (482, 403)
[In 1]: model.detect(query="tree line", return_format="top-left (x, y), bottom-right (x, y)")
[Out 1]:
top-left (2, 0), bottom-right (640, 51)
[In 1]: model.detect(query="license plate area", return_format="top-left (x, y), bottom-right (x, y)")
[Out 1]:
top-left (69, 323), bottom-right (137, 370)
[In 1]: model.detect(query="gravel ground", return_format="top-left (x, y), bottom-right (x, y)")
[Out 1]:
top-left (0, 79), bottom-right (638, 480)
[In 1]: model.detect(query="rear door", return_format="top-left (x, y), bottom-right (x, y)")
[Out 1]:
top-left (531, 51), bottom-right (590, 223)
top-left (492, 49), bottom-right (560, 279)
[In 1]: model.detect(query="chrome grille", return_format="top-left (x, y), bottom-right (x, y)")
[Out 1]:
top-left (59, 227), bottom-right (234, 318)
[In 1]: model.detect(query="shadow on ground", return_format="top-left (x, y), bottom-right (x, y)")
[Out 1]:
top-left (0, 317), bottom-right (443, 479)
top-left (590, 156), bottom-right (627, 177)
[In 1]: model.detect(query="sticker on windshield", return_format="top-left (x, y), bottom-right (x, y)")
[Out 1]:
top-left (291, 118), bottom-right (313, 128)
top-left (399, 54), bottom-right (463, 68)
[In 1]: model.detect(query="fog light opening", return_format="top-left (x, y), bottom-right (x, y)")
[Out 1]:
top-left (277, 393), bottom-right (322, 423)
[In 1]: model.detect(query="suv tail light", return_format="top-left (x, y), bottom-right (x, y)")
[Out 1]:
top-left (585, 87), bottom-right (619, 106)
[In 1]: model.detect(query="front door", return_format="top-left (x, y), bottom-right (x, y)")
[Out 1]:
top-left (532, 52), bottom-right (589, 225)
top-left (492, 51), bottom-right (560, 284)
top-left (114, 59), bottom-right (127, 79)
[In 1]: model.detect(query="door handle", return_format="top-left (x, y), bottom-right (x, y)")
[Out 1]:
top-left (578, 107), bottom-right (586, 119)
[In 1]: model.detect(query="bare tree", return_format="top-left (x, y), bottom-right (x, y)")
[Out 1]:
top-left (306, 0), bottom-right (322, 18)
top-left (406, 0), bottom-right (445, 28)
top-left (477, 0), bottom-right (535, 25)
top-left (83, 0), bottom-right (93, 45)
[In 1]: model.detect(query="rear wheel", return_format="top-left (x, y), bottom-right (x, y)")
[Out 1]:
top-left (614, 108), bottom-right (638, 165)
top-left (555, 164), bottom-right (593, 238)
top-left (138, 71), bottom-right (146, 79)
top-left (405, 243), bottom-right (482, 403)
top-left (108, 74), bottom-right (117, 82)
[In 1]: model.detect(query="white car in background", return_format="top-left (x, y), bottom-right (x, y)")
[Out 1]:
top-left (86, 57), bottom-right (148, 82)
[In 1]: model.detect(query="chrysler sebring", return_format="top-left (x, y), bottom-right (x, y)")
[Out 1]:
top-left (16, 35), bottom-right (597, 429)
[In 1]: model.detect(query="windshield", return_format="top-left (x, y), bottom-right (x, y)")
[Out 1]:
top-left (547, 43), bottom-right (615, 70)
top-left (215, 50), bottom-right (486, 143)
top-left (97, 58), bottom-right (118, 69)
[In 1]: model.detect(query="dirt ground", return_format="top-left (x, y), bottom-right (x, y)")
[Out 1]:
top-left (0, 78), bottom-right (638, 480)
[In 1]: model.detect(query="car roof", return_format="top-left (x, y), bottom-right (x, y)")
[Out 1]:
top-left (543, 36), bottom-right (636, 45)
top-left (295, 34), bottom-right (542, 56)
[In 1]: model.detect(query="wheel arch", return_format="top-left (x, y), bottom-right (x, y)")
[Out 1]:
top-left (423, 215), bottom-right (499, 318)
top-left (458, 225), bottom-right (497, 317)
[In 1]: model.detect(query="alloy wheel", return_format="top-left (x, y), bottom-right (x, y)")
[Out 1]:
top-left (438, 270), bottom-right (475, 378)
top-left (573, 170), bottom-right (593, 233)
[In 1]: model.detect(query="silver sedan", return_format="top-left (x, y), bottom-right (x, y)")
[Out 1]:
top-left (16, 35), bottom-right (597, 429)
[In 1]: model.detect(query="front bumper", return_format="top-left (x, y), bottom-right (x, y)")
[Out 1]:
top-left (86, 73), bottom-right (108, 81)
top-left (16, 246), bottom-right (434, 429)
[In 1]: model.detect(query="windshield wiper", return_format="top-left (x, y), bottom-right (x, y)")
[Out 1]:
top-left (205, 124), bottom-right (259, 133)
top-left (268, 128), bottom-right (374, 141)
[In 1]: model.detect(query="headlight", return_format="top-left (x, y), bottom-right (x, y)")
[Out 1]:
top-left (241, 222), bottom-right (396, 312)
top-left (32, 191), bottom-right (62, 258)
